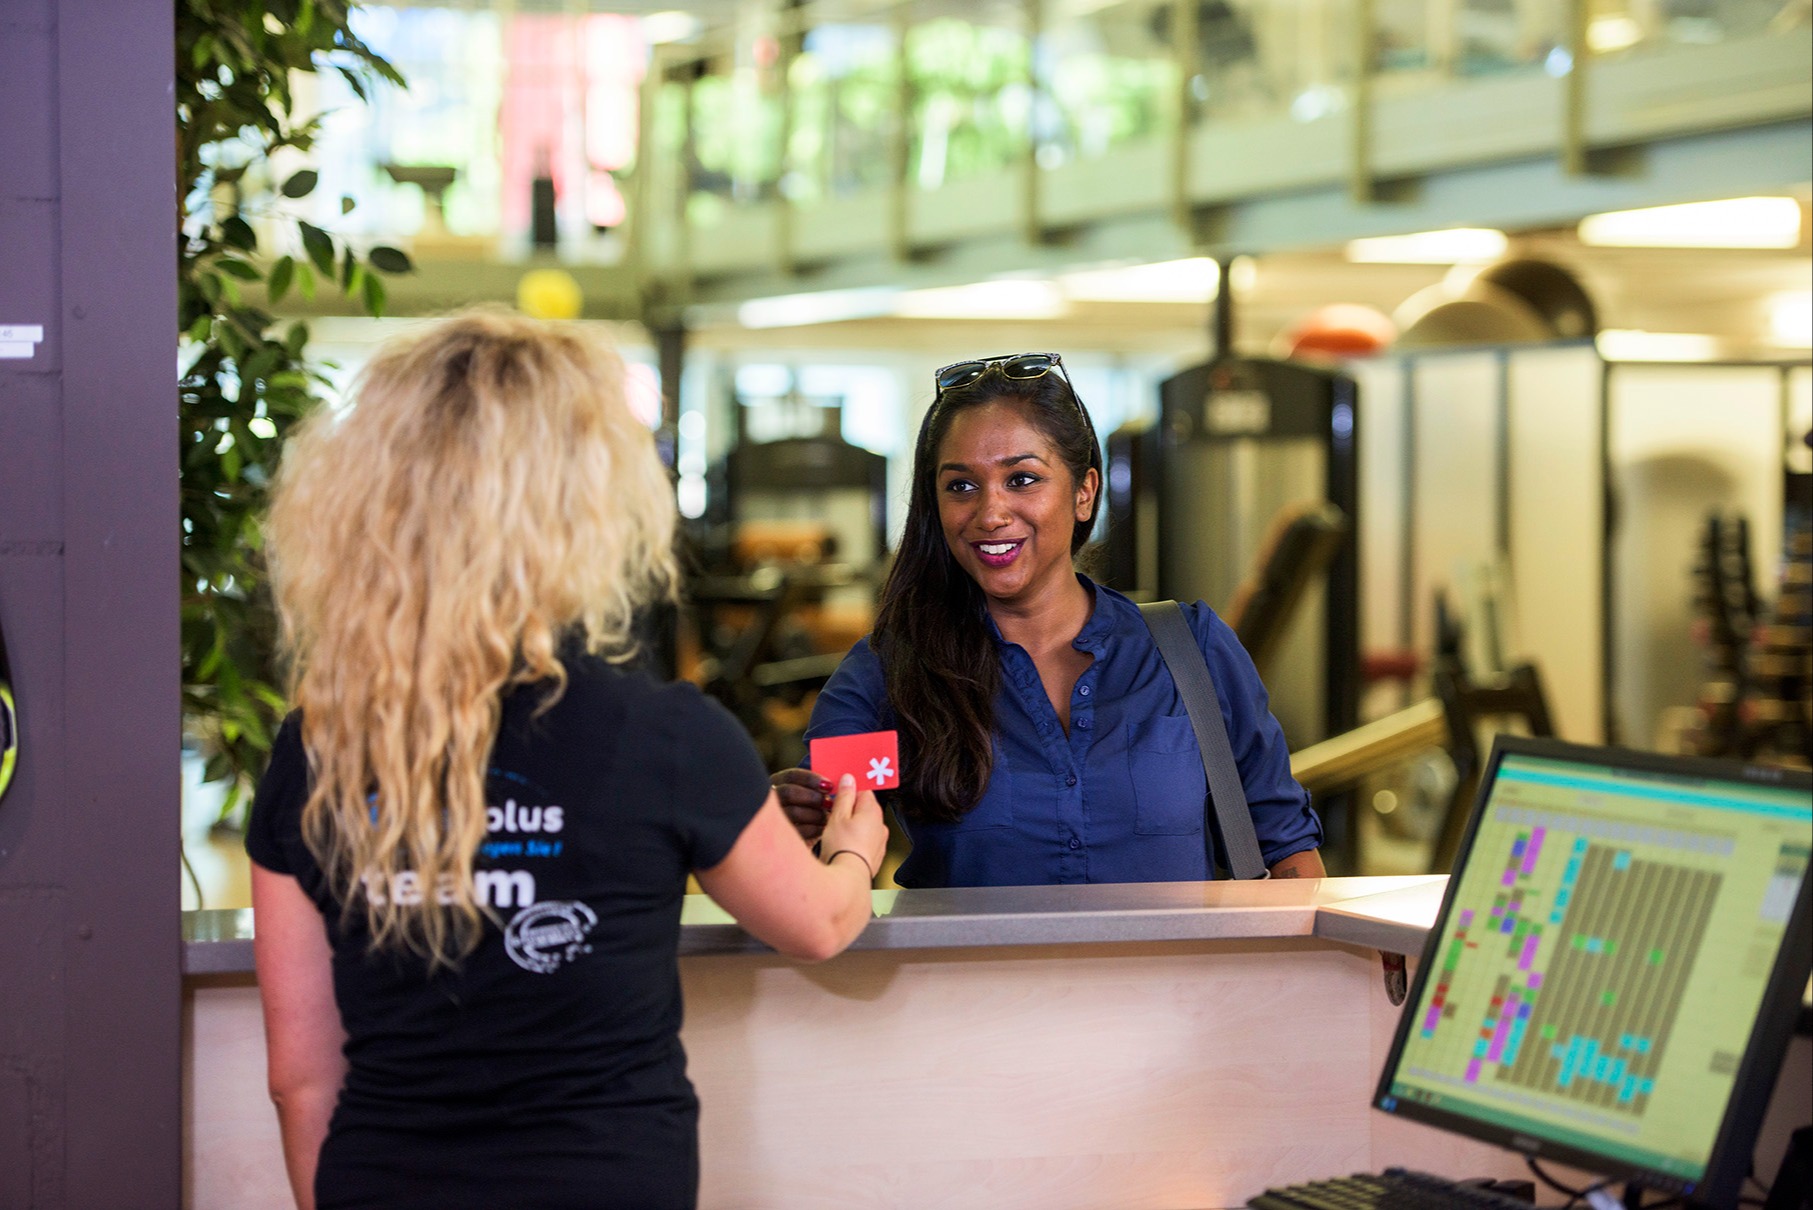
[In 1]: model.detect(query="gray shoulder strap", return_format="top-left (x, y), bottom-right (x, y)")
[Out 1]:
top-left (1138, 600), bottom-right (1268, 880)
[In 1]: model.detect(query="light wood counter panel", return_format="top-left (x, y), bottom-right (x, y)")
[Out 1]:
top-left (187, 877), bottom-right (1543, 1209)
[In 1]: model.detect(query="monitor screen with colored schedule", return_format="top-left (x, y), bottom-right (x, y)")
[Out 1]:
top-left (1373, 736), bottom-right (1812, 1209)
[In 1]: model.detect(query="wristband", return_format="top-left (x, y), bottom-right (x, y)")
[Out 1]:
top-left (824, 848), bottom-right (876, 884)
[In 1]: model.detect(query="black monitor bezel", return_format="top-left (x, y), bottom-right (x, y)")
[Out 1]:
top-left (1371, 734), bottom-right (1813, 1210)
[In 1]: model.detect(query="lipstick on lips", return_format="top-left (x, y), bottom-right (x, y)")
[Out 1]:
top-left (974, 539), bottom-right (1023, 568)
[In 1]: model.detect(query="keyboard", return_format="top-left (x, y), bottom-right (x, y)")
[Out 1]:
top-left (1249, 1168), bottom-right (1537, 1210)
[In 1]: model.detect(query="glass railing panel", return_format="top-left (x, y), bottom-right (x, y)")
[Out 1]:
top-left (641, 71), bottom-right (696, 254)
top-left (308, 6), bottom-right (656, 256)
top-left (321, 6), bottom-right (509, 240)
top-left (1038, 0), bottom-right (1176, 166)
top-left (323, 0), bottom-right (1799, 272)
top-left (906, 11), bottom-right (1034, 189)
top-left (1583, 0), bottom-right (1804, 56)
top-left (788, 22), bottom-right (904, 202)
top-left (1195, 0), bottom-right (1307, 119)
top-left (686, 39), bottom-right (790, 228)
top-left (1443, 0), bottom-right (1561, 76)
top-left (1232, 0), bottom-right (1364, 123)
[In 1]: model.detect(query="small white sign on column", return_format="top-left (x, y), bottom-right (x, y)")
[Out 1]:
top-left (1, 324), bottom-right (46, 359)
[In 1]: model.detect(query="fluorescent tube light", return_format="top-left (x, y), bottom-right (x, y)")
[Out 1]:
top-left (1770, 293), bottom-right (1813, 348)
top-left (1228, 255), bottom-right (1259, 296)
top-left (893, 280), bottom-right (1067, 320)
top-left (1058, 258), bottom-right (1220, 304)
top-left (1595, 329), bottom-right (1722, 361)
top-left (1346, 228), bottom-right (1508, 264)
top-left (1587, 15), bottom-right (1642, 52)
top-left (642, 11), bottom-right (701, 44)
top-left (737, 287), bottom-right (898, 329)
top-left (1577, 197), bottom-right (1803, 249)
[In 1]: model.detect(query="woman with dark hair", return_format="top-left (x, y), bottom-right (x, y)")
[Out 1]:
top-left (773, 352), bottom-right (1323, 887)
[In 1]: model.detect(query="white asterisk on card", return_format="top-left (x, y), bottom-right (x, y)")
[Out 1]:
top-left (867, 757), bottom-right (893, 785)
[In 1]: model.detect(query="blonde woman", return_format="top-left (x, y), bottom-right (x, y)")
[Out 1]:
top-left (249, 310), bottom-right (887, 1210)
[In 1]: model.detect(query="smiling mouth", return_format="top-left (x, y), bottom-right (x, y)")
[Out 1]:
top-left (973, 540), bottom-right (1023, 567)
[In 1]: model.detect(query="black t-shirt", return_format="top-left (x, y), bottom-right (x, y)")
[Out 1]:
top-left (246, 658), bottom-right (770, 1210)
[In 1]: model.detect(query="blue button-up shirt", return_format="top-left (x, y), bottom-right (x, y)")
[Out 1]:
top-left (804, 577), bottom-right (1322, 887)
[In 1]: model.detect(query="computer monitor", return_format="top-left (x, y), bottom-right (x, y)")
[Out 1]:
top-left (1374, 736), bottom-right (1813, 1210)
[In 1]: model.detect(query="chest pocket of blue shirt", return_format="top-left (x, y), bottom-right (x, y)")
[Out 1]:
top-left (1128, 714), bottom-right (1207, 836)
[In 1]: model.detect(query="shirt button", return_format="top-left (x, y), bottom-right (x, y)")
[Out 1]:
top-left (1076, 717), bottom-right (1091, 729)
top-left (1079, 685), bottom-right (1091, 697)
top-left (1065, 774), bottom-right (1078, 786)
top-left (1068, 837), bottom-right (1082, 850)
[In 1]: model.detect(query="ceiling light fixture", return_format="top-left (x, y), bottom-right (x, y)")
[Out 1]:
top-left (1058, 258), bottom-right (1221, 304)
top-left (893, 279), bottom-right (1067, 320)
top-left (1345, 228), bottom-right (1509, 264)
top-left (1577, 197), bottom-right (1803, 249)
top-left (1770, 292), bottom-right (1813, 348)
top-left (641, 10), bottom-right (702, 44)
top-left (1595, 329), bottom-right (1722, 362)
top-left (736, 287), bottom-right (898, 329)
top-left (1587, 15), bottom-right (1642, 52)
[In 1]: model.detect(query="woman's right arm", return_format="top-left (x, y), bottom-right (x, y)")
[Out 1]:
top-left (251, 864), bottom-right (348, 1210)
top-left (696, 775), bottom-right (889, 961)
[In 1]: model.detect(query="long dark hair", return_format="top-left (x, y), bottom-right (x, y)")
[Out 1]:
top-left (873, 362), bottom-right (1102, 821)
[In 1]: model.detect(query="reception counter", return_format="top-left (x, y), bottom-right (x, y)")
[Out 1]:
top-left (182, 876), bottom-right (1554, 1209)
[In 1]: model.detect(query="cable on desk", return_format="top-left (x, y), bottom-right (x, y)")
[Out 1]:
top-left (1525, 1156), bottom-right (1612, 1210)
top-left (1526, 1157), bottom-right (1594, 1200)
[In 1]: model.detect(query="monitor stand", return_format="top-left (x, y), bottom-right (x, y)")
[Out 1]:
top-left (1764, 1127), bottom-right (1811, 1210)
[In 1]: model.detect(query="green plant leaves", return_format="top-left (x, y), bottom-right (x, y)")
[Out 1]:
top-left (221, 215), bottom-right (257, 251)
top-left (367, 244), bottom-right (413, 274)
top-left (267, 255), bottom-right (294, 303)
top-left (280, 168), bottom-right (318, 198)
top-left (177, 0), bottom-right (403, 823)
top-left (361, 270), bottom-right (387, 317)
top-left (216, 256), bottom-right (262, 281)
top-left (297, 220), bottom-right (334, 274)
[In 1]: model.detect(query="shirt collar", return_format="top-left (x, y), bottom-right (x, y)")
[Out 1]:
top-left (1074, 575), bottom-right (1134, 655)
top-left (982, 573), bottom-right (1124, 654)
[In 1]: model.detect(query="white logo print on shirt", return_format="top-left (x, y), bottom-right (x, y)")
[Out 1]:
top-left (504, 900), bottom-right (598, 973)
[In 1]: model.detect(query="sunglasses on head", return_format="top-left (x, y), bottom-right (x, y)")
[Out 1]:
top-left (933, 352), bottom-right (1065, 398)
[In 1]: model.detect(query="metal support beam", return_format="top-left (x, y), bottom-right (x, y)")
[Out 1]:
top-left (646, 318), bottom-right (687, 680)
top-left (889, 0), bottom-right (914, 262)
top-left (1169, 0), bottom-right (1201, 238)
top-left (775, 1), bottom-right (805, 276)
top-left (629, 44), bottom-right (664, 282)
top-left (676, 59), bottom-right (700, 299)
top-left (1350, 0), bottom-right (1377, 203)
top-left (1564, 0), bottom-right (1591, 175)
top-left (653, 319), bottom-right (687, 442)
top-left (1210, 254), bottom-right (1233, 359)
top-left (1021, 0), bottom-right (1045, 246)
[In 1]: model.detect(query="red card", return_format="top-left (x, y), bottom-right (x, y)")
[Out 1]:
top-left (810, 730), bottom-right (901, 791)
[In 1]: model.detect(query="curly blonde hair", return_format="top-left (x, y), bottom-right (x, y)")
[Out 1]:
top-left (266, 309), bottom-right (678, 966)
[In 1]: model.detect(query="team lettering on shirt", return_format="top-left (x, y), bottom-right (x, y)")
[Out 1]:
top-left (360, 797), bottom-right (563, 910)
